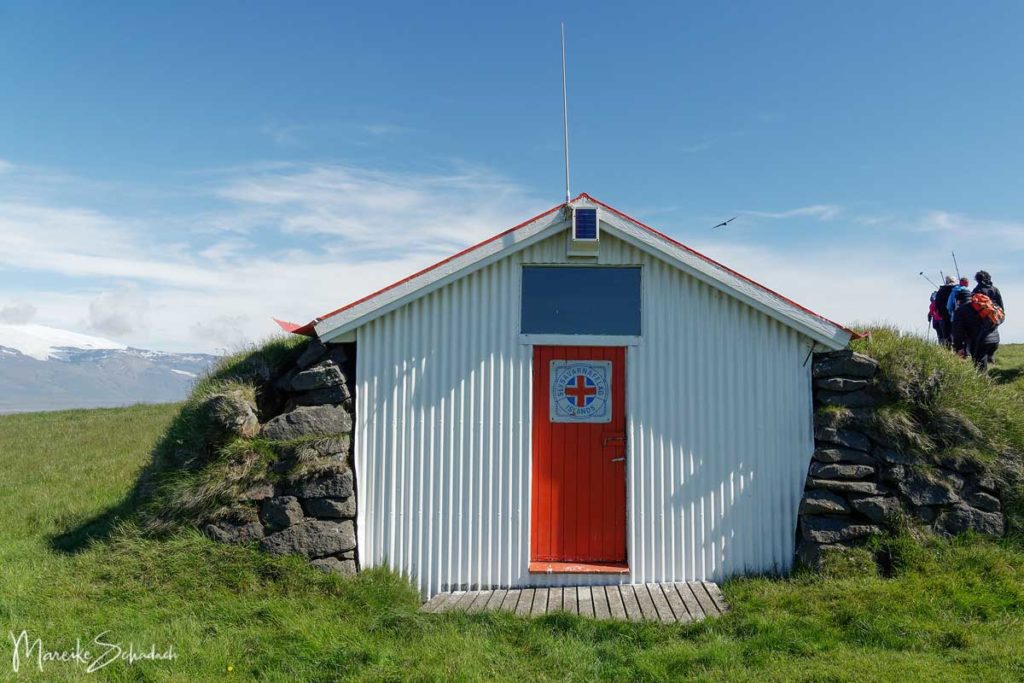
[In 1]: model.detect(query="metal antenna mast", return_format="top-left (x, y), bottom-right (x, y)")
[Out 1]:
top-left (561, 22), bottom-right (571, 204)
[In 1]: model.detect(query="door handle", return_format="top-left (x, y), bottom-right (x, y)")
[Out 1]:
top-left (603, 435), bottom-right (626, 446)
top-left (610, 457), bottom-right (625, 463)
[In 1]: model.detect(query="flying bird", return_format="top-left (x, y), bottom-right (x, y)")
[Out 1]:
top-left (712, 216), bottom-right (738, 230)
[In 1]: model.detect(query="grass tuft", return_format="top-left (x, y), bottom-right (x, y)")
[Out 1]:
top-left (84, 335), bottom-right (314, 537)
top-left (854, 328), bottom-right (1024, 538)
top-left (853, 326), bottom-right (1024, 462)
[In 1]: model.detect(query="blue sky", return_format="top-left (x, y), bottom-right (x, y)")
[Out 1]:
top-left (1, 1), bottom-right (1021, 351)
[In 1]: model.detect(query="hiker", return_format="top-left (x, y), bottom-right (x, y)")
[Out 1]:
top-left (935, 276), bottom-right (956, 346)
top-left (952, 288), bottom-right (1003, 372)
top-left (928, 291), bottom-right (946, 343)
top-left (946, 277), bottom-right (971, 324)
top-left (973, 270), bottom-right (1005, 313)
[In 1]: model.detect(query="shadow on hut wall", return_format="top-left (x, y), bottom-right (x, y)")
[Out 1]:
top-left (663, 452), bottom-right (794, 580)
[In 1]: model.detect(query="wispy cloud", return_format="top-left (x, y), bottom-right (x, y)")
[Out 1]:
top-left (741, 204), bottom-right (842, 221)
top-left (680, 140), bottom-right (713, 154)
top-left (679, 129), bottom-right (746, 155)
top-left (258, 123), bottom-right (308, 147)
top-left (213, 162), bottom-right (537, 252)
top-left (919, 210), bottom-right (1024, 250)
top-left (362, 123), bottom-right (407, 136)
top-left (257, 122), bottom-right (409, 147)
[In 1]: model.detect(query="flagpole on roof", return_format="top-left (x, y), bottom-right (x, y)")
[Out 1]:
top-left (561, 22), bottom-right (571, 204)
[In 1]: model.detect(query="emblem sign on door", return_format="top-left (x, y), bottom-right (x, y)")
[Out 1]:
top-left (549, 360), bottom-right (612, 423)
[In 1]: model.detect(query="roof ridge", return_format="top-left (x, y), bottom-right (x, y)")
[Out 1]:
top-left (275, 194), bottom-right (852, 342)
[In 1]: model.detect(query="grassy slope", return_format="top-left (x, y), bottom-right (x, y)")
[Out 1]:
top-left (0, 351), bottom-right (1022, 680)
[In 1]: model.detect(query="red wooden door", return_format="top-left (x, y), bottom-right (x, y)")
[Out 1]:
top-left (531, 346), bottom-right (627, 564)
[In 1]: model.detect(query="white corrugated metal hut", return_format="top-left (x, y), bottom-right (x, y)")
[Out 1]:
top-left (283, 194), bottom-right (852, 597)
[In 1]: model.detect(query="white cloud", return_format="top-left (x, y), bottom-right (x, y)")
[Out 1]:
top-left (0, 159), bottom-right (13, 173)
top-left (88, 285), bottom-right (150, 337)
top-left (919, 211), bottom-right (1024, 250)
top-left (0, 302), bottom-right (37, 324)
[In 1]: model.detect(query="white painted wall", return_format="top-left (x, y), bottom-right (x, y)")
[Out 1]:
top-left (354, 227), bottom-right (816, 597)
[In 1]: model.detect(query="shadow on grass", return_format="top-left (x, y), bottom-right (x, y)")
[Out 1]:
top-left (49, 495), bottom-right (139, 554)
top-left (990, 365), bottom-right (1024, 386)
top-left (48, 340), bottom-right (313, 555)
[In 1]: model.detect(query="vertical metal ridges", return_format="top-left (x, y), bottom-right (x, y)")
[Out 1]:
top-left (356, 230), bottom-right (814, 597)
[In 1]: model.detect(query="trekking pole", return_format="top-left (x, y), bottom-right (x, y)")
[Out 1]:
top-left (919, 272), bottom-right (938, 288)
top-left (952, 251), bottom-right (961, 280)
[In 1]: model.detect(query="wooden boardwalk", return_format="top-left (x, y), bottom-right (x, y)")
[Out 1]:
top-left (420, 582), bottom-right (728, 623)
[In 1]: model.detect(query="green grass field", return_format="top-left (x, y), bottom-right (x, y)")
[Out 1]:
top-left (1, 347), bottom-right (1023, 681)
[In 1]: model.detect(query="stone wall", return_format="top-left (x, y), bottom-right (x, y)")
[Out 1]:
top-left (196, 341), bottom-right (1012, 576)
top-left (202, 339), bottom-right (360, 576)
top-left (797, 349), bottom-right (1006, 569)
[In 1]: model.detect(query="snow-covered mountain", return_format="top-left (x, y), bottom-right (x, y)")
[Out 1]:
top-left (0, 324), bottom-right (219, 413)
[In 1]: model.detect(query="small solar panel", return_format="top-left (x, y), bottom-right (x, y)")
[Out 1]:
top-left (573, 208), bottom-right (598, 240)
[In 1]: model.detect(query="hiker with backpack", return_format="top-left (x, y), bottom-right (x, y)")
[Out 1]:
top-left (946, 277), bottom-right (972, 324)
top-left (928, 291), bottom-right (946, 344)
top-left (973, 270), bottom-right (1004, 313)
top-left (952, 287), bottom-right (1004, 372)
top-left (934, 276), bottom-right (957, 346)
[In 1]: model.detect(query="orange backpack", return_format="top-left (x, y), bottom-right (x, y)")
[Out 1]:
top-left (971, 293), bottom-right (1005, 327)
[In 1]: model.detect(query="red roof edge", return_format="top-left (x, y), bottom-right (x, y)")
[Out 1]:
top-left (279, 192), bottom-right (853, 343)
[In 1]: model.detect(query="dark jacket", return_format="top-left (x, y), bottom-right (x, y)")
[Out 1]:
top-left (953, 301), bottom-right (1000, 355)
top-left (973, 283), bottom-right (1004, 313)
top-left (936, 284), bottom-right (956, 319)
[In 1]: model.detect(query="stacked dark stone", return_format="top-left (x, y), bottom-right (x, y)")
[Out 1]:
top-left (797, 349), bottom-right (1006, 570)
top-left (203, 340), bottom-right (360, 576)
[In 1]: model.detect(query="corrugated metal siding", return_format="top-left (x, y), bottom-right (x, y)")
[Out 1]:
top-left (355, 230), bottom-right (815, 597)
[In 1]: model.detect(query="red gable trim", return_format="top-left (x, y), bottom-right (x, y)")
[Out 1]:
top-left (273, 317), bottom-right (309, 335)
top-left (277, 193), bottom-right (852, 339)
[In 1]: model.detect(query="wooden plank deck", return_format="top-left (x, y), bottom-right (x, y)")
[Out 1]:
top-left (420, 582), bottom-right (728, 623)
